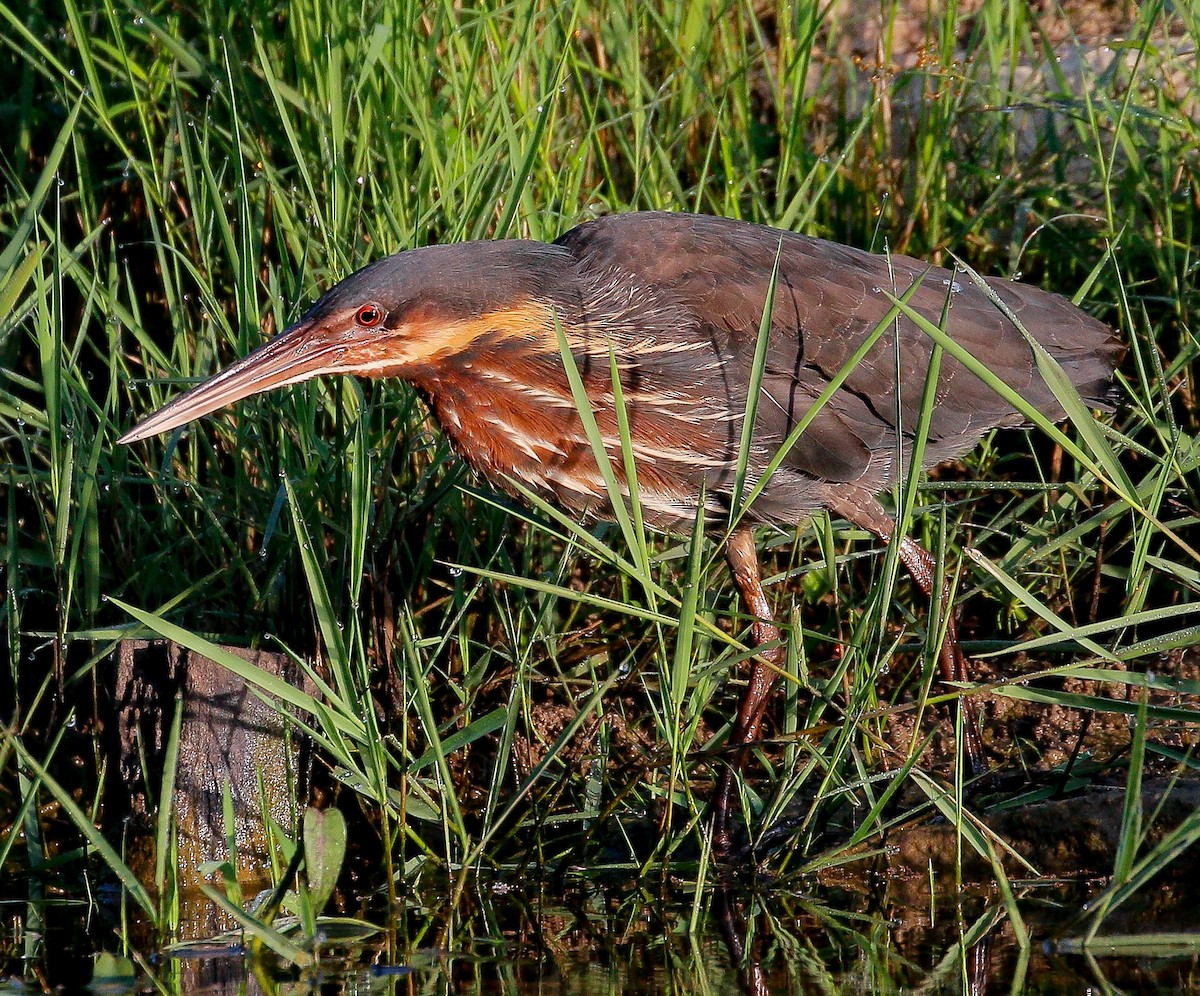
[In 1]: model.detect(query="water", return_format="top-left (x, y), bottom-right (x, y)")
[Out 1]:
top-left (9, 870), bottom-right (1200, 993)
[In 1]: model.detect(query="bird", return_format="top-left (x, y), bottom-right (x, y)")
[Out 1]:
top-left (119, 211), bottom-right (1122, 854)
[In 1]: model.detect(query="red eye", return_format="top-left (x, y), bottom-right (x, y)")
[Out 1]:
top-left (356, 304), bottom-right (383, 327)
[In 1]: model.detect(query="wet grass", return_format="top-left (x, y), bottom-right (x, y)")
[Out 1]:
top-left (2, 0), bottom-right (1200, 989)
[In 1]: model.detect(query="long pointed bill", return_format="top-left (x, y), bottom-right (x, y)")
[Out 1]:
top-left (118, 320), bottom-right (332, 444)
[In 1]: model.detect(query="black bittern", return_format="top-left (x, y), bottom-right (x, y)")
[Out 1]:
top-left (120, 211), bottom-right (1121, 852)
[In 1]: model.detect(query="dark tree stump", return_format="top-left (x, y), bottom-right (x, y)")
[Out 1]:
top-left (114, 639), bottom-right (313, 913)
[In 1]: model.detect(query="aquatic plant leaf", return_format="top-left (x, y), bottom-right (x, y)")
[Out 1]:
top-left (304, 806), bottom-right (347, 917)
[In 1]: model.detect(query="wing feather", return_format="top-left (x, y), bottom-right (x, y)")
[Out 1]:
top-left (555, 211), bottom-right (1121, 520)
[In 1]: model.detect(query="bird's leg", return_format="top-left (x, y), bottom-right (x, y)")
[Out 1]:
top-left (894, 536), bottom-right (987, 776)
top-left (713, 526), bottom-right (786, 855)
top-left (829, 493), bottom-right (988, 778)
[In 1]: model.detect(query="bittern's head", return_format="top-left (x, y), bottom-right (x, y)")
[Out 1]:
top-left (118, 239), bottom-right (575, 444)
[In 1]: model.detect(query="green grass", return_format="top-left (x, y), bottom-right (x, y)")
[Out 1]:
top-left (2, 0), bottom-right (1200, 988)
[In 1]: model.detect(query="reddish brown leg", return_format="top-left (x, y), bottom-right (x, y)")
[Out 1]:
top-left (713, 526), bottom-right (785, 855)
top-left (830, 492), bottom-right (987, 777)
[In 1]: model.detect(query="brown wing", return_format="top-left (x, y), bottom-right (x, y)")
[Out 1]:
top-left (557, 211), bottom-right (1120, 509)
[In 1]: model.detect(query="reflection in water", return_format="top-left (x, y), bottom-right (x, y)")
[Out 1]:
top-left (19, 868), bottom-right (1200, 993)
top-left (966, 929), bottom-right (994, 996)
top-left (714, 887), bottom-right (769, 996)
